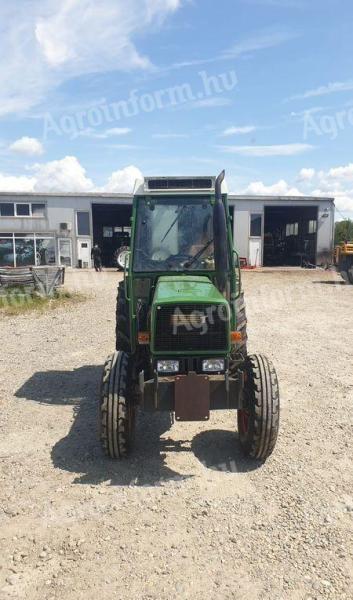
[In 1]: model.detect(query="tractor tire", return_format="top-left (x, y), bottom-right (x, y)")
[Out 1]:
top-left (116, 246), bottom-right (130, 271)
top-left (237, 354), bottom-right (280, 461)
top-left (116, 281), bottom-right (131, 353)
top-left (235, 291), bottom-right (247, 356)
top-left (347, 265), bottom-right (353, 284)
top-left (99, 351), bottom-right (135, 458)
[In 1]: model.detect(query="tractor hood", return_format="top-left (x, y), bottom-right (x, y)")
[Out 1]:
top-left (150, 275), bottom-right (231, 355)
top-left (153, 275), bottom-right (227, 306)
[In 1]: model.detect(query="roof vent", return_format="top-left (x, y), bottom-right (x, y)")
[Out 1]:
top-left (146, 177), bottom-right (214, 191)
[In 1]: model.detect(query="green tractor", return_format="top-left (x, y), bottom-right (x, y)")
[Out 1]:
top-left (99, 172), bottom-right (280, 461)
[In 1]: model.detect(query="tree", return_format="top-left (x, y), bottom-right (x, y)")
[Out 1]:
top-left (335, 219), bottom-right (353, 245)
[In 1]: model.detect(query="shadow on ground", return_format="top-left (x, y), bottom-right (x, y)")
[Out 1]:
top-left (192, 430), bottom-right (262, 473)
top-left (312, 281), bottom-right (346, 286)
top-left (16, 366), bottom-right (260, 484)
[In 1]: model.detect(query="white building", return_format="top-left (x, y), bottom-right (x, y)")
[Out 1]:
top-left (0, 191), bottom-right (334, 269)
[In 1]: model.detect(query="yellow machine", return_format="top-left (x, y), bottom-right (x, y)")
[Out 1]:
top-left (334, 242), bottom-right (353, 284)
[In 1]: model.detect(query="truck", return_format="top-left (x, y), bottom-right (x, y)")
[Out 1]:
top-left (99, 172), bottom-right (280, 461)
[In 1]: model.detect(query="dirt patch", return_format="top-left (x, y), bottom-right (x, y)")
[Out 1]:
top-left (0, 268), bottom-right (352, 599)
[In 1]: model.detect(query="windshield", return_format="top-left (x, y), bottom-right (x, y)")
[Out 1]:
top-left (133, 197), bottom-right (215, 272)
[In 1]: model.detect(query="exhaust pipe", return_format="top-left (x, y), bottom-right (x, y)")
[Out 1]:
top-left (213, 170), bottom-right (229, 292)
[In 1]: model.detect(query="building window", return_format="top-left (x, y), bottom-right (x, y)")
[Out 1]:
top-left (58, 239), bottom-right (72, 267)
top-left (286, 223), bottom-right (299, 237)
top-left (308, 220), bottom-right (317, 234)
top-left (15, 235), bottom-right (35, 266)
top-left (250, 214), bottom-right (262, 237)
top-left (36, 238), bottom-right (56, 265)
top-left (0, 233), bottom-right (56, 267)
top-left (0, 235), bottom-right (15, 267)
top-left (0, 202), bottom-right (46, 218)
top-left (16, 203), bottom-right (31, 216)
top-left (0, 203), bottom-right (15, 217)
top-left (76, 211), bottom-right (90, 236)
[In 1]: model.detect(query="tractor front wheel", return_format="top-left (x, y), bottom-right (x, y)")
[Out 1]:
top-left (238, 354), bottom-right (280, 460)
top-left (99, 351), bottom-right (135, 458)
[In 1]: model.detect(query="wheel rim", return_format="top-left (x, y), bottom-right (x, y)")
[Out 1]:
top-left (118, 250), bottom-right (129, 269)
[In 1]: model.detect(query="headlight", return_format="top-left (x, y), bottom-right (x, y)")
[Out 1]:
top-left (157, 360), bottom-right (179, 373)
top-left (202, 359), bottom-right (225, 372)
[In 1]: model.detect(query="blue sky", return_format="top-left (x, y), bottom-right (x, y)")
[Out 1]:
top-left (1, 0), bottom-right (353, 217)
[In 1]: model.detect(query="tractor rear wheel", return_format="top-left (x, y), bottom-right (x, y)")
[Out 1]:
top-left (116, 246), bottom-right (130, 271)
top-left (116, 281), bottom-right (131, 353)
top-left (99, 351), bottom-right (136, 458)
top-left (238, 354), bottom-right (279, 460)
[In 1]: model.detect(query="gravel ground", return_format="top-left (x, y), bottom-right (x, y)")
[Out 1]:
top-left (0, 268), bottom-right (352, 600)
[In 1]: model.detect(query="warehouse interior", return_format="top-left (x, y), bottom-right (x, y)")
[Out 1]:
top-left (92, 204), bottom-right (132, 267)
top-left (263, 206), bottom-right (318, 267)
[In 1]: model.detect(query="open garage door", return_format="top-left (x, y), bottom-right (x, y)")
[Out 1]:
top-left (92, 204), bottom-right (132, 267)
top-left (264, 206), bottom-right (318, 267)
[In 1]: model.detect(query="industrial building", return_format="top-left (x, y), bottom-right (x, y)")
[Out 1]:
top-left (0, 190), bottom-right (335, 269)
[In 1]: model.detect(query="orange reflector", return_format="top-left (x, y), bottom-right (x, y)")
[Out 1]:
top-left (138, 332), bottom-right (150, 344)
top-left (231, 331), bottom-right (242, 343)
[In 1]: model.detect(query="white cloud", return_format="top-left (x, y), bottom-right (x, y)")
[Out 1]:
top-left (223, 30), bottom-right (299, 59)
top-left (0, 173), bottom-right (36, 192)
top-left (0, 1), bottom-right (181, 116)
top-left (103, 165), bottom-right (143, 193)
top-left (105, 128), bottom-right (132, 137)
top-left (166, 29), bottom-right (297, 72)
top-left (9, 136), bottom-right (44, 156)
top-left (241, 162), bottom-right (353, 217)
top-left (105, 144), bottom-right (140, 150)
top-left (31, 156), bottom-right (94, 192)
top-left (191, 97), bottom-right (232, 108)
top-left (152, 133), bottom-right (189, 139)
top-left (297, 167), bottom-right (315, 181)
top-left (288, 80), bottom-right (353, 101)
top-left (0, 157), bottom-right (142, 194)
top-left (76, 127), bottom-right (132, 139)
top-left (327, 163), bottom-right (353, 181)
top-left (219, 143), bottom-right (314, 156)
top-left (242, 179), bottom-right (303, 196)
top-left (222, 126), bottom-right (256, 136)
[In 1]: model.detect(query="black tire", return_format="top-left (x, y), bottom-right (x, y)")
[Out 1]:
top-left (116, 246), bottom-right (130, 271)
top-left (238, 354), bottom-right (279, 460)
top-left (235, 291), bottom-right (247, 356)
top-left (99, 351), bottom-right (135, 458)
top-left (347, 266), bottom-right (353, 284)
top-left (116, 281), bottom-right (131, 353)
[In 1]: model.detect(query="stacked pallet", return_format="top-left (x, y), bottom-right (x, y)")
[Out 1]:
top-left (0, 267), bottom-right (65, 296)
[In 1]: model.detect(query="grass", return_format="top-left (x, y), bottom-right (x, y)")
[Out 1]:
top-left (0, 287), bottom-right (86, 316)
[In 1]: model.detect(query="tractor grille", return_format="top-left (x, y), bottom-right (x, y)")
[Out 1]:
top-left (154, 304), bottom-right (228, 352)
